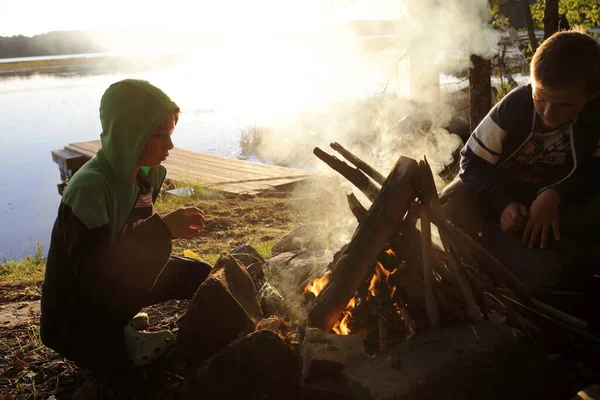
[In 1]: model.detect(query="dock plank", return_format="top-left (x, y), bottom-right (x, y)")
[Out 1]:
top-left (59, 140), bottom-right (310, 195)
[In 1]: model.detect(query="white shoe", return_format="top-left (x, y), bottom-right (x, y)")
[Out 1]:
top-left (129, 312), bottom-right (149, 331)
top-left (124, 324), bottom-right (175, 368)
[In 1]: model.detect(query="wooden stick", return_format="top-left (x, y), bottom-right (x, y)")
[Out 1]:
top-left (378, 313), bottom-right (389, 351)
top-left (330, 142), bottom-right (387, 185)
top-left (346, 193), bottom-right (368, 223)
top-left (415, 159), bottom-right (481, 322)
top-left (415, 158), bottom-right (532, 304)
top-left (313, 147), bottom-right (380, 202)
top-left (308, 156), bottom-right (419, 332)
top-left (394, 290), bottom-right (417, 336)
top-left (497, 288), bottom-right (588, 330)
top-left (500, 293), bottom-right (598, 343)
top-left (420, 208), bottom-right (440, 328)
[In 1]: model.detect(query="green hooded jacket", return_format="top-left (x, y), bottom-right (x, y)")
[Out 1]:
top-left (62, 79), bottom-right (179, 241)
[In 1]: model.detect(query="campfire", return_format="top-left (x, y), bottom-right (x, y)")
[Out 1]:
top-left (297, 142), bottom-right (596, 351)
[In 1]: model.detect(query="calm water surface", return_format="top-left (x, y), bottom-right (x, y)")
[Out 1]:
top-left (0, 53), bottom-right (291, 259)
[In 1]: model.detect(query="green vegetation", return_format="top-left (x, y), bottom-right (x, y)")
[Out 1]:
top-left (0, 242), bottom-right (46, 285)
top-left (531, 0), bottom-right (600, 30)
top-left (0, 57), bottom-right (101, 72)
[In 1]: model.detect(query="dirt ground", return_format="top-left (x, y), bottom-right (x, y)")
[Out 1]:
top-left (0, 178), bottom-right (350, 399)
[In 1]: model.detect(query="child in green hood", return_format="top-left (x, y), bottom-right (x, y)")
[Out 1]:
top-left (40, 79), bottom-right (213, 375)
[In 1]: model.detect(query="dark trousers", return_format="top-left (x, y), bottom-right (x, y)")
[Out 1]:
top-left (65, 256), bottom-right (212, 376)
top-left (443, 179), bottom-right (600, 292)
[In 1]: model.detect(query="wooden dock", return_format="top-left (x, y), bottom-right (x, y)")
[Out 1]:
top-left (52, 140), bottom-right (311, 195)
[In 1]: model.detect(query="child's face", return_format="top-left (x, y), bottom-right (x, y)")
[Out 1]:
top-left (137, 113), bottom-right (176, 167)
top-left (532, 83), bottom-right (595, 129)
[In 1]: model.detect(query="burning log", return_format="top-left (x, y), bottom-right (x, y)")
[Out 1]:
top-left (313, 147), bottom-right (380, 202)
top-left (312, 146), bottom-right (598, 348)
top-left (308, 156), bottom-right (419, 333)
top-left (420, 208), bottom-right (440, 328)
top-left (330, 142), bottom-right (386, 185)
top-left (176, 253), bottom-right (264, 370)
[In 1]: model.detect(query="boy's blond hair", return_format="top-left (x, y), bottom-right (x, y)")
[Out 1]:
top-left (531, 29), bottom-right (600, 94)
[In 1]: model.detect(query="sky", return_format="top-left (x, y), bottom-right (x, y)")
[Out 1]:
top-left (1, 0), bottom-right (406, 37)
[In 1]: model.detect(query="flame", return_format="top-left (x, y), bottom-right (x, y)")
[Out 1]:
top-left (304, 274), bottom-right (330, 297)
top-left (385, 249), bottom-right (395, 257)
top-left (369, 262), bottom-right (397, 300)
top-left (332, 296), bottom-right (357, 335)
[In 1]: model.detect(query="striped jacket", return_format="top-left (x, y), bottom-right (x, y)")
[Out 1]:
top-left (459, 85), bottom-right (600, 214)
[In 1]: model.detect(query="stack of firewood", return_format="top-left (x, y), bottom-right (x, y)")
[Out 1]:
top-left (308, 143), bottom-right (597, 346)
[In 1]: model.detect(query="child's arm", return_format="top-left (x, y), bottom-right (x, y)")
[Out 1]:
top-left (459, 86), bottom-right (532, 215)
top-left (459, 118), bottom-right (517, 215)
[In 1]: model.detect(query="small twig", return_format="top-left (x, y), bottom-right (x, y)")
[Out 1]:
top-left (313, 147), bottom-right (380, 202)
top-left (346, 193), bottom-right (368, 224)
top-left (420, 208), bottom-right (440, 328)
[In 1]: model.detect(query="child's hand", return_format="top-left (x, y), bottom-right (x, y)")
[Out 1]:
top-left (522, 189), bottom-right (561, 249)
top-left (162, 207), bottom-right (207, 239)
top-left (500, 203), bottom-right (529, 233)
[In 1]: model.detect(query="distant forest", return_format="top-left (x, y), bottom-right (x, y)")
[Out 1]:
top-left (0, 31), bottom-right (105, 59)
top-left (0, 6), bottom-right (528, 60)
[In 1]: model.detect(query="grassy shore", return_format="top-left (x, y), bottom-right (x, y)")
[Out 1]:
top-left (0, 178), bottom-right (339, 290)
top-left (0, 56), bottom-right (102, 72)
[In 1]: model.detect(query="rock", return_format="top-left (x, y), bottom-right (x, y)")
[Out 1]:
top-left (272, 224), bottom-right (328, 254)
top-left (230, 243), bottom-right (266, 288)
top-left (263, 250), bottom-right (333, 324)
top-left (264, 250), bottom-right (333, 288)
top-left (255, 316), bottom-right (289, 334)
top-left (176, 253), bottom-right (263, 370)
top-left (185, 330), bottom-right (351, 400)
top-left (327, 224), bottom-right (356, 253)
top-left (259, 282), bottom-right (287, 318)
top-left (301, 328), bottom-right (367, 392)
top-left (343, 321), bottom-right (569, 400)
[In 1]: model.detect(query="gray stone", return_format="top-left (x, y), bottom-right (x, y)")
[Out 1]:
top-left (263, 250), bottom-right (333, 324)
top-left (327, 224), bottom-right (357, 253)
top-left (185, 329), bottom-right (353, 400)
top-left (230, 243), bottom-right (265, 288)
top-left (343, 321), bottom-right (568, 400)
top-left (259, 282), bottom-right (287, 318)
top-left (176, 253), bottom-right (263, 370)
top-left (272, 224), bottom-right (328, 254)
top-left (301, 328), bottom-right (367, 387)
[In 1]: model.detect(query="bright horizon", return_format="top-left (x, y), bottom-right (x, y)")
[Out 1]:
top-left (1, 0), bottom-right (405, 37)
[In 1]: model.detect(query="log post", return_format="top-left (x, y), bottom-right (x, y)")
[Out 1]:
top-left (308, 156), bottom-right (419, 332)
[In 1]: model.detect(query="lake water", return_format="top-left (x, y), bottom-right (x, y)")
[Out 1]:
top-left (0, 43), bottom-right (403, 260)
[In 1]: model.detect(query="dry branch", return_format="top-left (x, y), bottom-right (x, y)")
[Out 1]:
top-left (346, 193), bottom-right (368, 223)
top-left (330, 142), bottom-right (386, 185)
top-left (420, 208), bottom-right (440, 328)
top-left (313, 147), bottom-right (380, 202)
